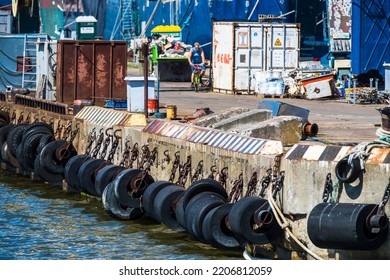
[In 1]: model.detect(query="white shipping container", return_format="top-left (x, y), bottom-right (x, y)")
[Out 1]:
top-left (213, 22), bottom-right (300, 94)
top-left (0, 10), bottom-right (12, 33)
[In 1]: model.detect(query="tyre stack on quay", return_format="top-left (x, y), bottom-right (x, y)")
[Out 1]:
top-left (0, 108), bottom-right (284, 251)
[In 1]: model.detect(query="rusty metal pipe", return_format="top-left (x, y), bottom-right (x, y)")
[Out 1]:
top-left (302, 122), bottom-right (319, 140)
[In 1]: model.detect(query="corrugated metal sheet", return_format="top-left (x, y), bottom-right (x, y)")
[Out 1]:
top-left (143, 119), bottom-right (283, 155)
top-left (75, 106), bottom-right (132, 126)
top-left (56, 40), bottom-right (127, 106)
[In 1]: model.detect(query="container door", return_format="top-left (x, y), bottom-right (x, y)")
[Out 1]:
top-left (213, 23), bottom-right (234, 92)
top-left (234, 25), bottom-right (264, 93)
top-left (266, 25), bottom-right (299, 71)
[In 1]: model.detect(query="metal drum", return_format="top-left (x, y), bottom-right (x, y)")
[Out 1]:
top-left (307, 203), bottom-right (388, 250)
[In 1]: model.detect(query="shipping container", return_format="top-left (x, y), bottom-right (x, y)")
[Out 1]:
top-left (56, 40), bottom-right (127, 106)
top-left (212, 22), bottom-right (300, 94)
top-left (351, 0), bottom-right (390, 77)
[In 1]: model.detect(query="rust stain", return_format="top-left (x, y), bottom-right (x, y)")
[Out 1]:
top-left (114, 58), bottom-right (124, 88)
top-left (77, 55), bottom-right (89, 86)
top-left (67, 65), bottom-right (75, 84)
top-left (367, 148), bottom-right (390, 164)
top-left (96, 53), bottom-right (108, 89)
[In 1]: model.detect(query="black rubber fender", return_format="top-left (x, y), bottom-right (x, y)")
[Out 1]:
top-left (64, 154), bottom-right (91, 192)
top-left (2, 142), bottom-right (20, 168)
top-left (6, 124), bottom-right (27, 156)
top-left (20, 133), bottom-right (44, 172)
top-left (176, 179), bottom-right (228, 229)
top-left (33, 155), bottom-right (64, 185)
top-left (0, 111), bottom-right (10, 125)
top-left (102, 182), bottom-right (144, 220)
top-left (202, 203), bottom-right (245, 249)
top-left (153, 185), bottom-right (185, 231)
top-left (22, 122), bottom-right (53, 140)
top-left (36, 134), bottom-right (55, 155)
top-left (0, 124), bottom-right (15, 162)
top-left (39, 140), bottom-right (77, 175)
top-left (183, 192), bottom-right (226, 242)
top-left (229, 196), bottom-right (283, 245)
top-left (113, 169), bottom-right (155, 208)
top-left (335, 157), bottom-right (362, 183)
top-left (94, 164), bottom-right (126, 197)
top-left (77, 158), bottom-right (106, 196)
top-left (142, 181), bottom-right (174, 219)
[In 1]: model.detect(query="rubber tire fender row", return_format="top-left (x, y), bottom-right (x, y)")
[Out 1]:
top-left (102, 182), bottom-right (144, 221)
top-left (1, 142), bottom-right (20, 168)
top-left (335, 157), bottom-right (362, 184)
top-left (153, 185), bottom-right (185, 231)
top-left (77, 158), bottom-right (106, 196)
top-left (39, 140), bottom-right (77, 175)
top-left (33, 155), bottom-right (64, 186)
top-left (176, 178), bottom-right (228, 229)
top-left (113, 169), bottom-right (155, 208)
top-left (183, 192), bottom-right (226, 243)
top-left (202, 203), bottom-right (245, 249)
top-left (36, 134), bottom-right (56, 155)
top-left (19, 133), bottom-right (44, 172)
top-left (64, 154), bottom-right (91, 192)
top-left (141, 181), bottom-right (175, 220)
top-left (6, 124), bottom-right (27, 156)
top-left (94, 164), bottom-right (126, 197)
top-left (0, 124), bottom-right (15, 162)
top-left (229, 196), bottom-right (283, 245)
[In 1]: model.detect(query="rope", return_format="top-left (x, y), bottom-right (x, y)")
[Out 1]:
top-left (267, 182), bottom-right (323, 260)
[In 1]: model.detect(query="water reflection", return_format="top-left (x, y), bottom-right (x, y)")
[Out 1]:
top-left (0, 170), bottom-right (242, 260)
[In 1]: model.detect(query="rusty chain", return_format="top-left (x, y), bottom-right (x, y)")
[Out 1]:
top-left (62, 121), bottom-right (73, 141)
top-left (149, 147), bottom-right (158, 167)
top-left (107, 130), bottom-right (121, 163)
top-left (55, 119), bottom-right (63, 139)
top-left (48, 117), bottom-right (54, 129)
top-left (191, 160), bottom-right (204, 183)
top-left (245, 172), bottom-right (259, 197)
top-left (33, 114), bottom-right (39, 123)
top-left (68, 123), bottom-right (80, 143)
top-left (91, 128), bottom-right (105, 158)
top-left (119, 140), bottom-right (131, 167)
top-left (128, 143), bottom-right (139, 168)
top-left (85, 128), bottom-right (96, 155)
top-left (17, 112), bottom-right (24, 124)
top-left (219, 167), bottom-right (228, 188)
top-left (208, 165), bottom-right (218, 180)
top-left (99, 128), bottom-right (113, 159)
top-left (177, 155), bottom-right (192, 187)
top-left (163, 150), bottom-right (171, 164)
top-left (258, 168), bottom-right (272, 198)
top-left (228, 172), bottom-right (244, 203)
top-left (272, 171), bottom-right (285, 199)
top-left (138, 144), bottom-right (150, 169)
top-left (25, 112), bottom-right (31, 124)
top-left (10, 110), bottom-right (16, 124)
top-left (169, 151), bottom-right (180, 183)
top-left (322, 173), bottom-right (333, 203)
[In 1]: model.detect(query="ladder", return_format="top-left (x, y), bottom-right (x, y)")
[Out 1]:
top-left (21, 34), bottom-right (38, 90)
top-left (122, 0), bottom-right (136, 44)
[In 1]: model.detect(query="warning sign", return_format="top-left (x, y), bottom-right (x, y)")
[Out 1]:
top-left (274, 38), bottom-right (282, 46)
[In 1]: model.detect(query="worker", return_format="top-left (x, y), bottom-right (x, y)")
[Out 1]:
top-left (188, 42), bottom-right (206, 86)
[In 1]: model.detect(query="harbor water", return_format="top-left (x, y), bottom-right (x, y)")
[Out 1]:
top-left (0, 170), bottom-right (242, 260)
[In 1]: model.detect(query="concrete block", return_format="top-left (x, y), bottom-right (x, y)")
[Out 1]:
top-left (238, 116), bottom-right (303, 146)
top-left (192, 107), bottom-right (250, 127)
top-left (212, 109), bottom-right (273, 131)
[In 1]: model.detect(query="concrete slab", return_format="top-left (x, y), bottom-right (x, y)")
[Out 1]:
top-left (212, 109), bottom-right (273, 131)
top-left (192, 107), bottom-right (250, 127)
top-left (238, 116), bottom-right (303, 146)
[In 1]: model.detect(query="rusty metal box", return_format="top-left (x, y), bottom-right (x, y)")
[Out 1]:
top-left (56, 40), bottom-right (127, 106)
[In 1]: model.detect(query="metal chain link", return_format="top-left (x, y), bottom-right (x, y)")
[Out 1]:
top-left (107, 130), bottom-right (121, 163)
top-left (177, 155), bottom-right (191, 187)
top-left (69, 123), bottom-right (80, 143)
top-left (258, 168), bottom-right (272, 198)
top-left (10, 110), bottom-right (16, 124)
top-left (191, 160), bottom-right (204, 183)
top-left (128, 143), bottom-right (139, 168)
top-left (99, 128), bottom-right (113, 159)
top-left (17, 112), bottom-right (24, 124)
top-left (208, 165), bottom-right (218, 180)
top-left (62, 121), bottom-right (72, 141)
top-left (322, 173), bottom-right (333, 203)
top-left (119, 140), bottom-right (131, 167)
top-left (25, 112), bottom-right (31, 124)
top-left (272, 171), bottom-right (285, 199)
top-left (91, 129), bottom-right (105, 158)
top-left (228, 172), bottom-right (244, 203)
top-left (245, 172), bottom-right (259, 197)
top-left (169, 151), bottom-right (180, 183)
top-left (85, 128), bottom-right (96, 155)
top-left (219, 167), bottom-right (228, 188)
